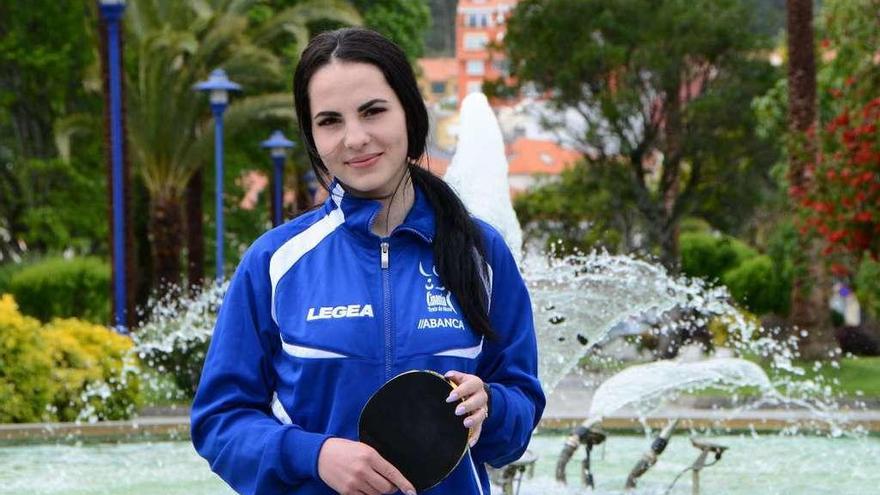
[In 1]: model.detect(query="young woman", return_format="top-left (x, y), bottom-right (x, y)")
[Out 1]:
top-left (191, 28), bottom-right (545, 495)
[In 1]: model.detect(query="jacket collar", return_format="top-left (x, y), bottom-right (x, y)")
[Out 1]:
top-left (322, 179), bottom-right (435, 243)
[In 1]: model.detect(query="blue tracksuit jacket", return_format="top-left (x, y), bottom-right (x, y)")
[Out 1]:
top-left (191, 181), bottom-right (545, 494)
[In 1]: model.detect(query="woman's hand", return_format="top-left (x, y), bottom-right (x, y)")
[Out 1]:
top-left (444, 370), bottom-right (490, 447)
top-left (317, 438), bottom-right (416, 495)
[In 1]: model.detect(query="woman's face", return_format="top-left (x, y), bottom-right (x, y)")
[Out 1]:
top-left (309, 60), bottom-right (409, 198)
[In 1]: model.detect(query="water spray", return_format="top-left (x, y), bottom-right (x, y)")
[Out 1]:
top-left (555, 419), bottom-right (606, 488)
top-left (624, 418), bottom-right (679, 489)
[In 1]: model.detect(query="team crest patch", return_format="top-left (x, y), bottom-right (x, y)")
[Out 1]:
top-left (419, 262), bottom-right (456, 313)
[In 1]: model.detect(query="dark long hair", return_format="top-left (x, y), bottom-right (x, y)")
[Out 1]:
top-left (293, 28), bottom-right (495, 340)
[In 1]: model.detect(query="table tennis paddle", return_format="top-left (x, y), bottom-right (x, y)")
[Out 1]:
top-left (358, 370), bottom-right (471, 491)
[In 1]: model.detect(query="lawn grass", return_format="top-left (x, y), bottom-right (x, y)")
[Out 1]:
top-left (580, 353), bottom-right (880, 399)
top-left (794, 356), bottom-right (880, 397)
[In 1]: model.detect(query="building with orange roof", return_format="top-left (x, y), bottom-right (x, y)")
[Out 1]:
top-left (506, 137), bottom-right (582, 194)
top-left (455, 0), bottom-right (518, 106)
top-left (417, 57), bottom-right (458, 107)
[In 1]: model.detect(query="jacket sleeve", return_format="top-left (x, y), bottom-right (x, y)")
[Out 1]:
top-left (190, 247), bottom-right (332, 495)
top-left (472, 233), bottom-right (546, 468)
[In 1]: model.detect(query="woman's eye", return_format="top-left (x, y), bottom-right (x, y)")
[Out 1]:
top-left (363, 107), bottom-right (386, 117)
top-left (316, 117), bottom-right (339, 127)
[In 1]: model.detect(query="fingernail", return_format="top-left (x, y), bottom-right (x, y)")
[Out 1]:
top-left (407, 491), bottom-right (417, 495)
top-left (446, 392), bottom-right (459, 403)
top-left (455, 405), bottom-right (466, 416)
top-left (469, 438), bottom-right (477, 447)
top-left (464, 417), bottom-right (474, 428)
top-left (444, 371), bottom-right (455, 378)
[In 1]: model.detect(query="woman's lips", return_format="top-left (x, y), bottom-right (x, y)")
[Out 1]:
top-left (347, 153), bottom-right (382, 168)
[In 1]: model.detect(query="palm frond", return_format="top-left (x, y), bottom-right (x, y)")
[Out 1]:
top-left (53, 113), bottom-right (100, 163)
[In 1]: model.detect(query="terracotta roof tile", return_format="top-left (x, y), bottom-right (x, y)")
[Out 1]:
top-left (507, 138), bottom-right (581, 175)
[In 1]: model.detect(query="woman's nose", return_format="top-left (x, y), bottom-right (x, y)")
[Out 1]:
top-left (343, 122), bottom-right (370, 150)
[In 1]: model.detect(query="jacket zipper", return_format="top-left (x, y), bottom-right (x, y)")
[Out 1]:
top-left (380, 241), bottom-right (392, 380)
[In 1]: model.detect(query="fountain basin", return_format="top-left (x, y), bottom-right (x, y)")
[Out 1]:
top-left (2, 434), bottom-right (878, 495)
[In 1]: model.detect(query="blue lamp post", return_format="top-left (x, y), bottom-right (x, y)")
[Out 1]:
top-left (194, 69), bottom-right (240, 282)
top-left (98, 0), bottom-right (128, 333)
top-left (260, 130), bottom-right (295, 227)
top-left (303, 169), bottom-right (319, 205)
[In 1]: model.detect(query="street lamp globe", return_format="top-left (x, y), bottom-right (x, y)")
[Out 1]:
top-left (260, 129), bottom-right (296, 157)
top-left (261, 130), bottom-right (296, 227)
top-left (194, 69), bottom-right (241, 106)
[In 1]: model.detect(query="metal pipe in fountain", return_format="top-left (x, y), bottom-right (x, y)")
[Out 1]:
top-left (625, 419), bottom-right (679, 489)
top-left (687, 438), bottom-right (728, 495)
top-left (555, 418), bottom-right (606, 488)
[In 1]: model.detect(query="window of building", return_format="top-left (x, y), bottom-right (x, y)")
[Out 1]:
top-left (467, 81), bottom-right (482, 94)
top-left (463, 33), bottom-right (489, 51)
top-left (431, 81), bottom-right (446, 94)
top-left (464, 12), bottom-right (489, 27)
top-left (466, 60), bottom-right (485, 76)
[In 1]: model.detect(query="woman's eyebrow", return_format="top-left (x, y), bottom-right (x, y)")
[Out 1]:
top-left (358, 98), bottom-right (388, 112)
top-left (314, 109), bottom-right (340, 119)
top-left (314, 99), bottom-right (388, 120)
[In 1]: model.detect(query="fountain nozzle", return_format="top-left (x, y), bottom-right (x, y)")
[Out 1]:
top-left (624, 419), bottom-right (679, 490)
top-left (555, 423), bottom-right (606, 487)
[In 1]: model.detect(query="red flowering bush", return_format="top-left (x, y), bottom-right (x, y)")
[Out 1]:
top-left (791, 94), bottom-right (880, 275)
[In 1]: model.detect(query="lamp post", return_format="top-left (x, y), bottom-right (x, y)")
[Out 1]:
top-left (194, 69), bottom-right (240, 282)
top-left (260, 130), bottom-right (295, 227)
top-left (303, 169), bottom-right (319, 206)
top-left (98, 0), bottom-right (128, 333)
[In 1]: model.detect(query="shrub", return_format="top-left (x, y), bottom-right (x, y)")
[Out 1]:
top-left (0, 294), bottom-right (54, 423)
top-left (0, 263), bottom-right (20, 294)
top-left (855, 255), bottom-right (880, 321)
top-left (722, 255), bottom-right (790, 316)
top-left (0, 294), bottom-right (140, 423)
top-left (7, 256), bottom-right (110, 324)
top-left (680, 232), bottom-right (758, 282)
top-left (43, 318), bottom-right (141, 421)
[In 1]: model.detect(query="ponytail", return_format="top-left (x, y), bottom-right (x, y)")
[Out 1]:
top-left (410, 165), bottom-right (496, 341)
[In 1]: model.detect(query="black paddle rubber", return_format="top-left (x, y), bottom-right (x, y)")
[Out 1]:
top-left (358, 370), bottom-right (470, 491)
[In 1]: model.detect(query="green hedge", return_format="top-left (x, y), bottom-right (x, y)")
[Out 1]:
top-left (7, 256), bottom-right (110, 324)
top-left (856, 255), bottom-right (880, 321)
top-left (680, 232), bottom-right (758, 282)
top-left (680, 231), bottom-right (791, 316)
top-left (722, 255), bottom-right (790, 316)
top-left (0, 263), bottom-right (21, 294)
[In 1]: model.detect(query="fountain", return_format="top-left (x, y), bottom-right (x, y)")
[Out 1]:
top-left (3, 93), bottom-right (880, 494)
top-left (443, 93), bottom-right (878, 494)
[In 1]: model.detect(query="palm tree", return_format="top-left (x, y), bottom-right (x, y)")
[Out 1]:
top-left (123, 0), bottom-right (360, 289)
top-left (786, 0), bottom-right (832, 357)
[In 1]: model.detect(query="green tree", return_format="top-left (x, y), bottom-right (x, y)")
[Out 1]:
top-left (498, 0), bottom-right (778, 269)
top-left (301, 0), bottom-right (430, 61)
top-left (122, 0), bottom-right (360, 288)
top-left (0, 0), bottom-right (107, 260)
top-left (352, 0), bottom-right (430, 61)
top-left (0, 0), bottom-right (98, 160)
top-left (515, 161), bottom-right (639, 254)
